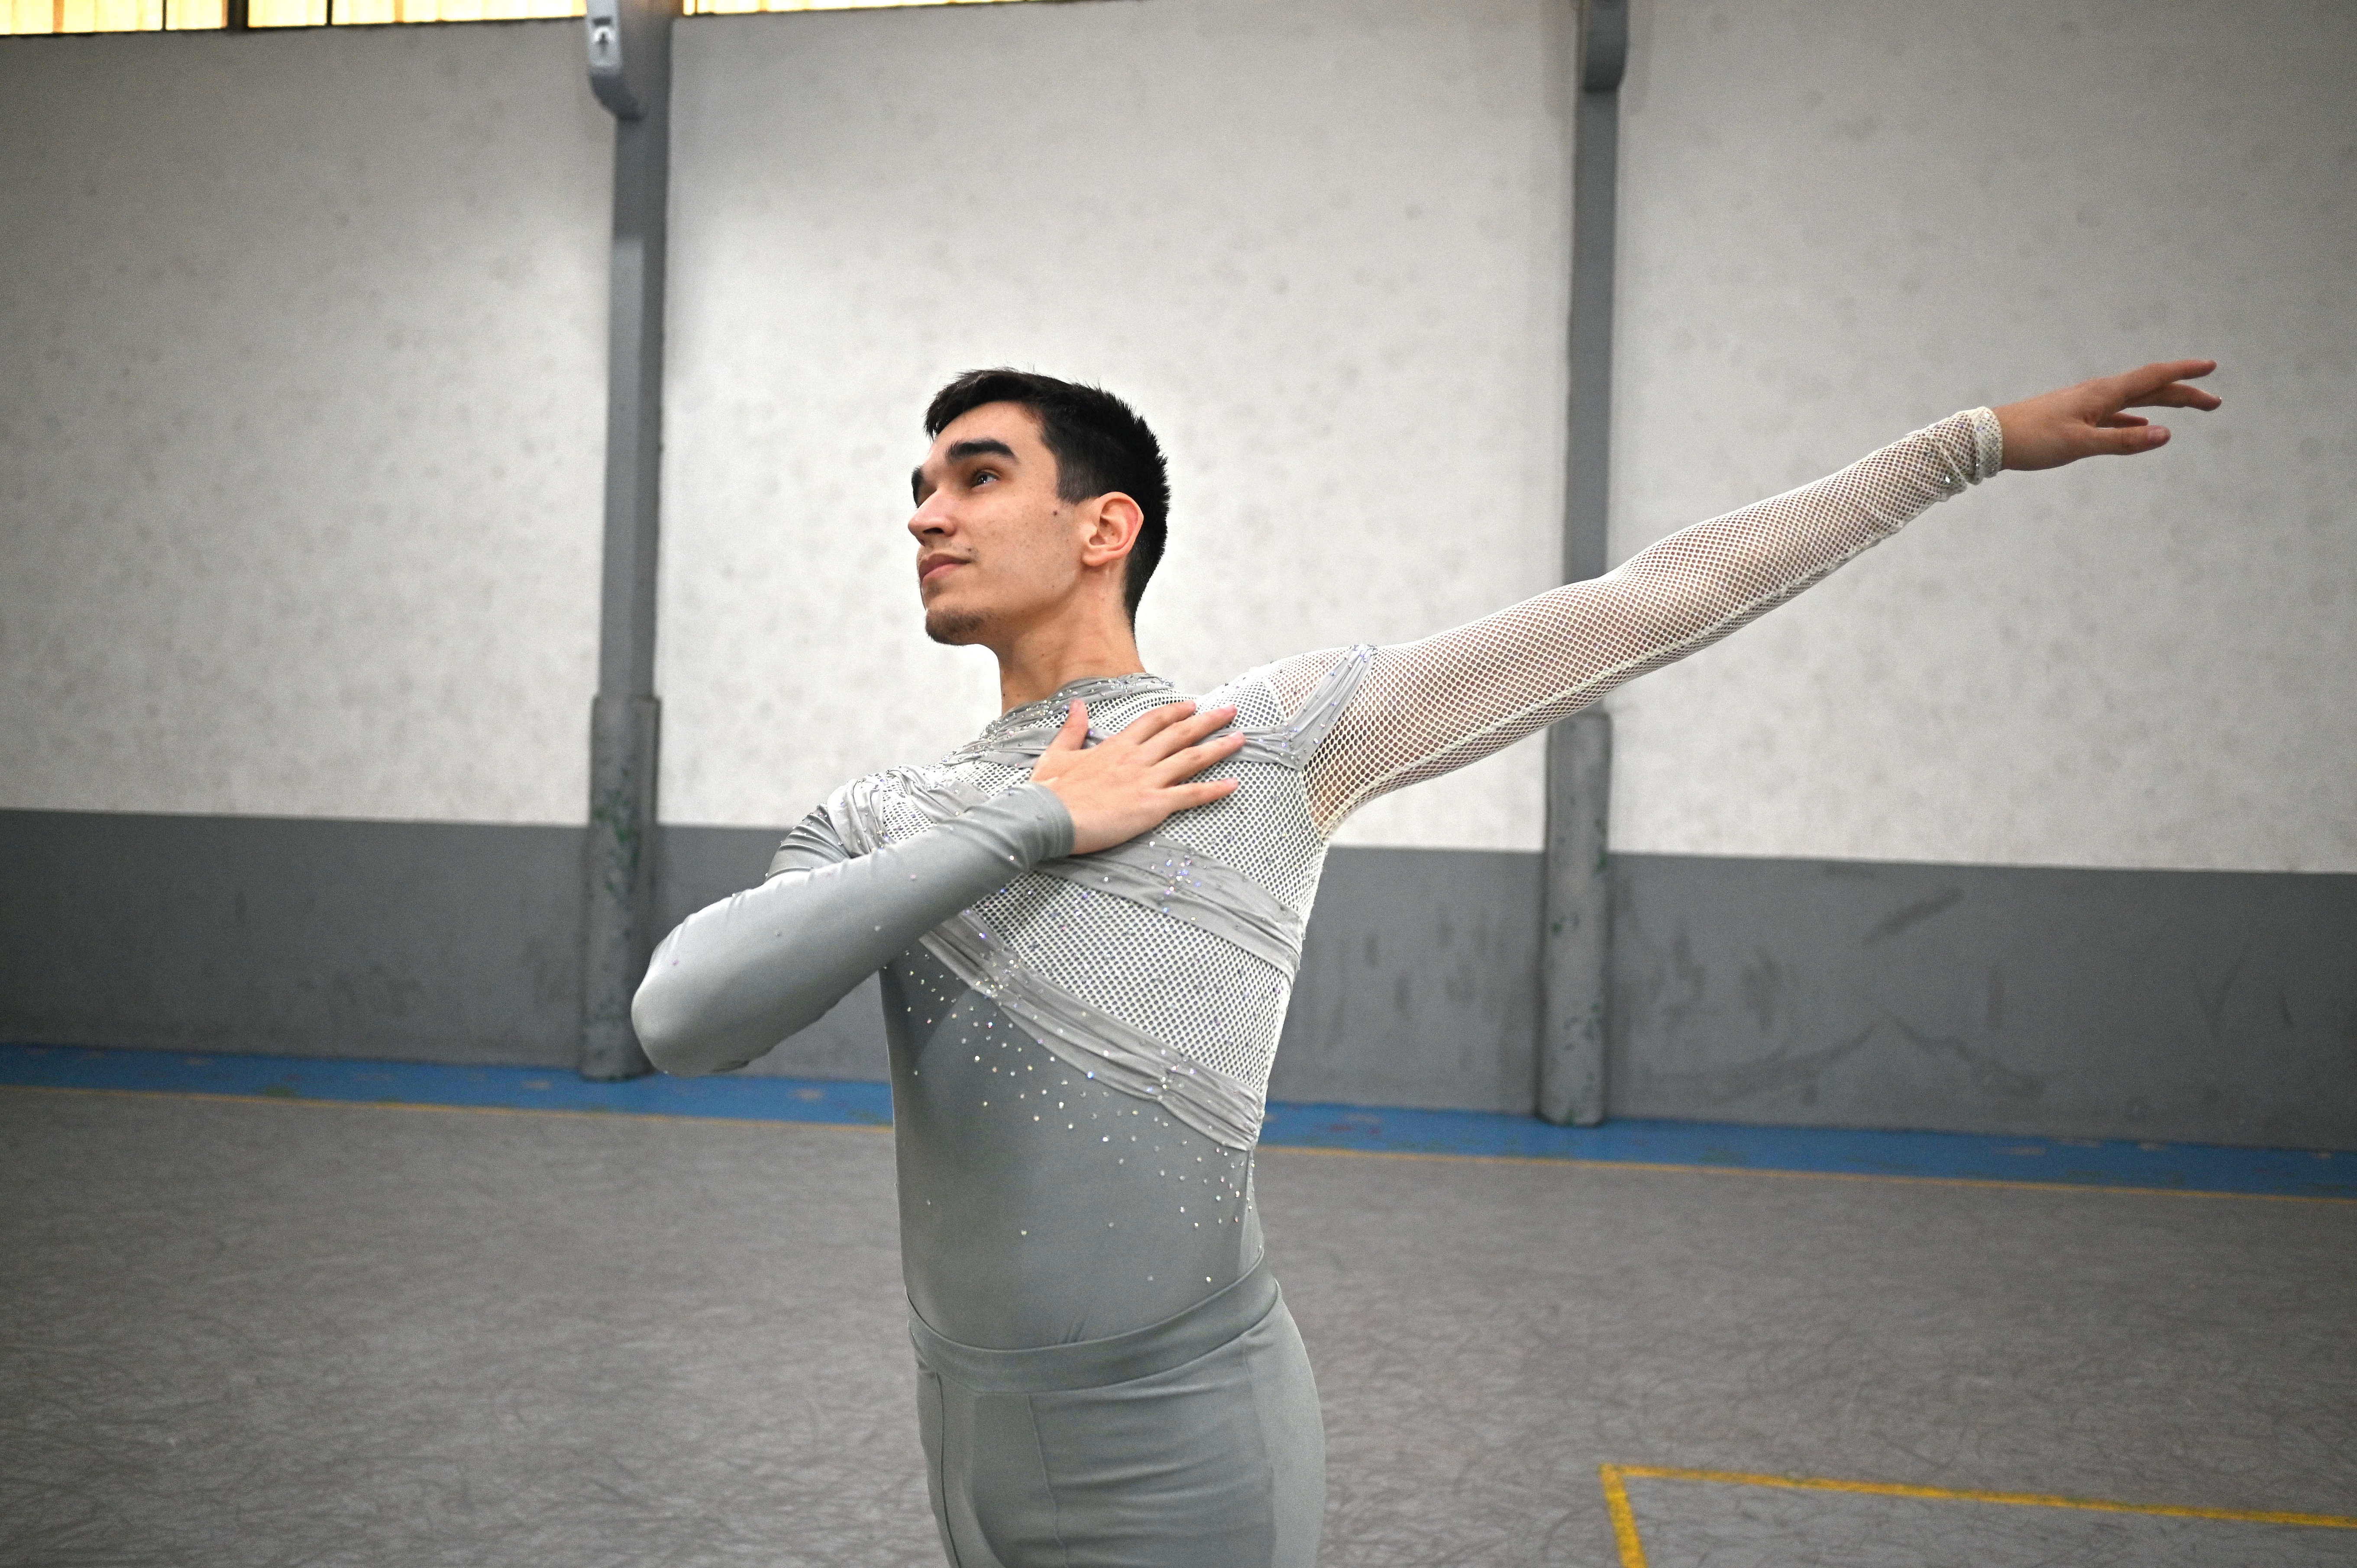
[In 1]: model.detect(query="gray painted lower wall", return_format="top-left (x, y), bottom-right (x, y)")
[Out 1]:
top-left (1612, 855), bottom-right (2357, 1150)
top-left (0, 811), bottom-right (585, 1068)
top-left (4, 810), bottom-right (2351, 1147)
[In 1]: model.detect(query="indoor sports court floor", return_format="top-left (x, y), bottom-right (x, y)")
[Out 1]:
top-left (3, 1051), bottom-right (2351, 1567)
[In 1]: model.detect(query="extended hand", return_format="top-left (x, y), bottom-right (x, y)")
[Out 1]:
top-left (1994, 359), bottom-right (2221, 471)
top-left (1030, 700), bottom-right (1246, 856)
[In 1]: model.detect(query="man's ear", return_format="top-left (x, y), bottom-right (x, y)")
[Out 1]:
top-left (1077, 492), bottom-right (1144, 570)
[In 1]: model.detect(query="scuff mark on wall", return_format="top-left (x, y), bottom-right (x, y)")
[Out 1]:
top-left (1861, 887), bottom-right (1963, 946)
top-left (1630, 1015), bottom-right (1882, 1107)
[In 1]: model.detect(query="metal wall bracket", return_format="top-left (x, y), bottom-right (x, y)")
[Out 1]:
top-left (586, 0), bottom-right (670, 120)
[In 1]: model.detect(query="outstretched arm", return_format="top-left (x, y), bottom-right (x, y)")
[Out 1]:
top-left (1280, 360), bottom-right (2220, 832)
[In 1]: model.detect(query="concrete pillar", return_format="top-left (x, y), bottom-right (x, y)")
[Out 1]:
top-left (579, 0), bottom-right (675, 1080)
top-left (1537, 0), bottom-right (1627, 1126)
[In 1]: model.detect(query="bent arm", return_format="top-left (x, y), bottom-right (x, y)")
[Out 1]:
top-left (1280, 407), bottom-right (2004, 831)
top-left (630, 783), bottom-right (1073, 1076)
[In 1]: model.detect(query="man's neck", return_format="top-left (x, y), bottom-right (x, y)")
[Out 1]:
top-left (993, 616), bottom-right (1147, 713)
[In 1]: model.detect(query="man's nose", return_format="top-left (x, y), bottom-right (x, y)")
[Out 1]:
top-left (907, 496), bottom-right (955, 539)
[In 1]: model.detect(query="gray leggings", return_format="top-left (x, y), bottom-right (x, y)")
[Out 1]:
top-left (910, 1259), bottom-right (1326, 1568)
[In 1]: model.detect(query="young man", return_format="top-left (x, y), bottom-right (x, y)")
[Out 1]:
top-left (632, 359), bottom-right (2218, 1568)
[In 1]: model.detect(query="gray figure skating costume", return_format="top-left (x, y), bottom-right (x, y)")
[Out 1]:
top-left (632, 410), bottom-right (2006, 1567)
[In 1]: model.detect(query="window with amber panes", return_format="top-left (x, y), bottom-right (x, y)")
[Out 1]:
top-left (4, 0), bottom-right (1033, 36)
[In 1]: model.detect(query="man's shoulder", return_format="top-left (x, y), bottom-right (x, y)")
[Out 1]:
top-left (1214, 645), bottom-right (1378, 734)
top-left (1194, 667), bottom-right (1287, 730)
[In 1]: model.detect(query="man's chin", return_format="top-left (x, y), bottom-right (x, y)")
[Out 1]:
top-left (924, 606), bottom-right (988, 646)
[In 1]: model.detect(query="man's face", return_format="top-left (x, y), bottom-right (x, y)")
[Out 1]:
top-left (907, 401), bottom-right (1084, 647)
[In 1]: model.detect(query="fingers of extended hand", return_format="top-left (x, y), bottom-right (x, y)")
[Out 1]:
top-left (2124, 381), bottom-right (2223, 412)
top-left (2096, 423), bottom-right (2169, 455)
top-left (2106, 358), bottom-right (2218, 405)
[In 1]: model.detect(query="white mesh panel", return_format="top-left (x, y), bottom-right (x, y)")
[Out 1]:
top-left (973, 874), bottom-right (1290, 1089)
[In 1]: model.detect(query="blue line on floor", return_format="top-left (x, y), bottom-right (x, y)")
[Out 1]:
top-left (3, 1042), bottom-right (2347, 1199)
top-left (0, 1042), bottom-right (896, 1127)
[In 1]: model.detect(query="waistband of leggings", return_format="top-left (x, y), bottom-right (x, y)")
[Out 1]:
top-left (907, 1254), bottom-right (1280, 1395)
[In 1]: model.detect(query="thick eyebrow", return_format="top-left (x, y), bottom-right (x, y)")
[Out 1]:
top-left (912, 437), bottom-right (1020, 503)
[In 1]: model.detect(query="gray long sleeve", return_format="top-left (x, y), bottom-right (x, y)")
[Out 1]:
top-left (631, 782), bottom-right (1074, 1076)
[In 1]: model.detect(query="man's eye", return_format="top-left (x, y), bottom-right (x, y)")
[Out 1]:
top-left (971, 470), bottom-right (998, 486)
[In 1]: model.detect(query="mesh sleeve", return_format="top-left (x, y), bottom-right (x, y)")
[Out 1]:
top-left (1273, 408), bottom-right (2005, 833)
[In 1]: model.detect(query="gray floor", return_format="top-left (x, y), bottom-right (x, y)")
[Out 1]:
top-left (2, 1090), bottom-right (2351, 1568)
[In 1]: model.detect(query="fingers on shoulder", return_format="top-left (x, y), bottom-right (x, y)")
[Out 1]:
top-left (1041, 708), bottom-right (1085, 755)
top-left (1122, 701), bottom-right (1198, 742)
top-left (1176, 703), bottom-right (1240, 745)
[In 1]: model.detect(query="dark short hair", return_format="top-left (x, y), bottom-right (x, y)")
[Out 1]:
top-left (924, 368), bottom-right (1169, 622)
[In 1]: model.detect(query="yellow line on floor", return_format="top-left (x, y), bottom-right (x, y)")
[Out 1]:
top-left (1599, 1463), bottom-right (1648, 1568)
top-left (6, 1083), bottom-right (2351, 1206)
top-left (1597, 1460), bottom-right (2357, 1566)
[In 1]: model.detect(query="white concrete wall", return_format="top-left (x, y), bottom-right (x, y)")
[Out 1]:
top-left (1607, 0), bottom-right (2357, 873)
top-left (657, 0), bottom-right (1575, 848)
top-left (7, 0), bottom-right (2347, 875)
top-left (0, 23), bottom-right (608, 824)
top-left (663, 0), bottom-right (2355, 873)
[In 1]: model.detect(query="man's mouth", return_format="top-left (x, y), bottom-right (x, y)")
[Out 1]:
top-left (919, 558), bottom-right (965, 587)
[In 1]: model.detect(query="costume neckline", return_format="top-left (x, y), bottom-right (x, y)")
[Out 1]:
top-left (983, 671), bottom-right (1176, 736)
